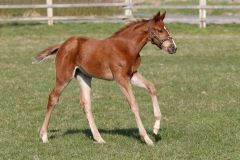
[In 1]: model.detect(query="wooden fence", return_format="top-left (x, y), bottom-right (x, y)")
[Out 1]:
top-left (0, 0), bottom-right (240, 28)
top-left (0, 0), bottom-right (133, 25)
top-left (135, 0), bottom-right (240, 28)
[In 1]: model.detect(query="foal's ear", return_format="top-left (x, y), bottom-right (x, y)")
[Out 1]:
top-left (160, 11), bottom-right (166, 20)
top-left (153, 11), bottom-right (161, 22)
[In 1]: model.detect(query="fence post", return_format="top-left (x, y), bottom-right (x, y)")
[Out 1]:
top-left (199, 0), bottom-right (207, 28)
top-left (125, 0), bottom-right (133, 18)
top-left (46, 0), bottom-right (53, 25)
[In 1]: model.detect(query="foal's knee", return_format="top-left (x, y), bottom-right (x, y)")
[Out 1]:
top-left (80, 96), bottom-right (91, 113)
top-left (131, 106), bottom-right (139, 113)
top-left (155, 114), bottom-right (161, 121)
top-left (147, 82), bottom-right (157, 96)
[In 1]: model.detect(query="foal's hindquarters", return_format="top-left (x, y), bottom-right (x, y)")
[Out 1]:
top-left (40, 37), bottom-right (105, 143)
top-left (39, 36), bottom-right (161, 145)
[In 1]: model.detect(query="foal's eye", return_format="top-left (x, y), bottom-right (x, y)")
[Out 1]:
top-left (158, 29), bottom-right (163, 33)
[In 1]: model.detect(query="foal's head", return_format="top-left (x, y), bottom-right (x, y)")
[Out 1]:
top-left (148, 11), bottom-right (177, 54)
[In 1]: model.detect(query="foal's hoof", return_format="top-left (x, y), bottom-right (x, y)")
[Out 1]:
top-left (153, 120), bottom-right (160, 135)
top-left (142, 136), bottom-right (154, 146)
top-left (40, 132), bottom-right (49, 143)
top-left (153, 127), bottom-right (159, 135)
top-left (94, 137), bottom-right (106, 144)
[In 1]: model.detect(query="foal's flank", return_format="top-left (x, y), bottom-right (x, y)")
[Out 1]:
top-left (36, 11), bottom-right (177, 145)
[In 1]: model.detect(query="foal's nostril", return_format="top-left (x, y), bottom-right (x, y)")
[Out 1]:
top-left (172, 45), bottom-right (177, 52)
top-left (168, 45), bottom-right (177, 54)
top-left (172, 46), bottom-right (177, 52)
top-left (170, 45), bottom-right (177, 54)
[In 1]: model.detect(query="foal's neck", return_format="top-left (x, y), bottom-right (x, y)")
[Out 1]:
top-left (131, 25), bottom-right (149, 54)
top-left (111, 20), bottom-right (150, 56)
top-left (125, 21), bottom-right (149, 55)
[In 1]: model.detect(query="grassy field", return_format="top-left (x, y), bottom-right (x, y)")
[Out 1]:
top-left (0, 22), bottom-right (240, 160)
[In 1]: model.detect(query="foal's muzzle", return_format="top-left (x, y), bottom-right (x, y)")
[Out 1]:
top-left (168, 45), bottom-right (177, 54)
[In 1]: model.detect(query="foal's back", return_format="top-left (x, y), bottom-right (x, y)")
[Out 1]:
top-left (56, 36), bottom-right (122, 80)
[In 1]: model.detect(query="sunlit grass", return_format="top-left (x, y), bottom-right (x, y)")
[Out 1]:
top-left (0, 22), bottom-right (239, 160)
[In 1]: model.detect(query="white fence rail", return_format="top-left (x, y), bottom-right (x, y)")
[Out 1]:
top-left (135, 0), bottom-right (240, 28)
top-left (0, 0), bottom-right (240, 28)
top-left (0, 0), bottom-right (133, 25)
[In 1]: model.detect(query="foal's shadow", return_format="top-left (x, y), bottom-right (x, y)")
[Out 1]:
top-left (49, 128), bottom-right (162, 142)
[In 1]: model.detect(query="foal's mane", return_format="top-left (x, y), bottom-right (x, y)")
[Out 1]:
top-left (110, 19), bottom-right (149, 38)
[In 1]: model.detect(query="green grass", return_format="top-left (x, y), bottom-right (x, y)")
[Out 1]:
top-left (0, 22), bottom-right (240, 160)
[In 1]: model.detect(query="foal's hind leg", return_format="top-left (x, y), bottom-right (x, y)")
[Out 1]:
top-left (131, 72), bottom-right (161, 135)
top-left (76, 72), bottom-right (105, 143)
top-left (39, 76), bottom-right (71, 143)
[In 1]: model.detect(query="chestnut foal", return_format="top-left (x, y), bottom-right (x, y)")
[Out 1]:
top-left (35, 11), bottom-right (177, 145)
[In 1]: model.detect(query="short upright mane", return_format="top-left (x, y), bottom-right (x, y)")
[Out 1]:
top-left (110, 19), bottom-right (149, 37)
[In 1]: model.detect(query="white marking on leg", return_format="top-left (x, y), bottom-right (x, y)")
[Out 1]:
top-left (118, 79), bottom-right (153, 145)
top-left (131, 73), bottom-right (161, 135)
top-left (39, 83), bottom-right (66, 143)
top-left (152, 96), bottom-right (161, 135)
top-left (41, 132), bottom-right (49, 143)
top-left (76, 73), bottom-right (105, 143)
top-left (153, 120), bottom-right (160, 135)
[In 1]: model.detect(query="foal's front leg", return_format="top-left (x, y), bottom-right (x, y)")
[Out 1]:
top-left (115, 75), bottom-right (154, 145)
top-left (76, 73), bottom-right (105, 143)
top-left (131, 72), bottom-right (161, 135)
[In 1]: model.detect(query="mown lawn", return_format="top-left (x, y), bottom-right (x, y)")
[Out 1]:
top-left (0, 22), bottom-right (239, 160)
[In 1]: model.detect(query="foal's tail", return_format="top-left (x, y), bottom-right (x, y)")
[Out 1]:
top-left (33, 44), bottom-right (61, 64)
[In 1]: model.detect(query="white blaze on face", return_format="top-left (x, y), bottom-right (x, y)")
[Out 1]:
top-left (163, 25), bottom-right (177, 49)
top-left (164, 26), bottom-right (169, 34)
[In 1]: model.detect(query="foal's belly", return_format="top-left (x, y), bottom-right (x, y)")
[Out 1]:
top-left (79, 60), bottom-right (114, 80)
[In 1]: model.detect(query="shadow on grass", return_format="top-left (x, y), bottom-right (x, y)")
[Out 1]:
top-left (48, 129), bottom-right (61, 140)
top-left (49, 128), bottom-right (163, 143)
